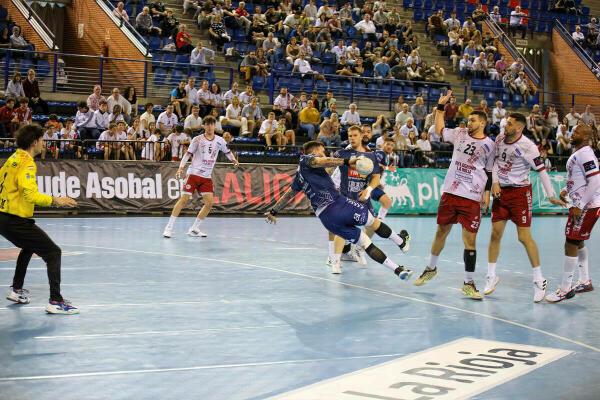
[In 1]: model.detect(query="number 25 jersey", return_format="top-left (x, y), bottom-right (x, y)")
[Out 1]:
top-left (442, 127), bottom-right (496, 202)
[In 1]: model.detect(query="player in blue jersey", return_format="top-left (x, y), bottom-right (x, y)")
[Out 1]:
top-left (265, 140), bottom-right (412, 278)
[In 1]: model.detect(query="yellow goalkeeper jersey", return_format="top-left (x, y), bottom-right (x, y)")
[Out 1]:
top-left (0, 149), bottom-right (52, 218)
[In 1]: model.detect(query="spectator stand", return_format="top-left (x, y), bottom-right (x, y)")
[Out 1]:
top-left (554, 19), bottom-right (600, 75)
top-left (98, 0), bottom-right (150, 56)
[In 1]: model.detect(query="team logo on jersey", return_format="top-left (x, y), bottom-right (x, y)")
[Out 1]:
top-left (515, 148), bottom-right (522, 156)
top-left (583, 160), bottom-right (597, 172)
top-left (11, 162), bottom-right (17, 168)
top-left (185, 184), bottom-right (191, 189)
top-left (533, 156), bottom-right (543, 166)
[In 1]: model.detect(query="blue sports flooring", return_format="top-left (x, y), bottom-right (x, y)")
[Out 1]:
top-left (0, 216), bottom-right (599, 399)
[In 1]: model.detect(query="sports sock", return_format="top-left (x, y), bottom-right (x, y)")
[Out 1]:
top-left (487, 262), bottom-right (496, 277)
top-left (383, 258), bottom-right (399, 272)
top-left (328, 241), bottom-right (334, 258)
top-left (578, 247), bottom-right (589, 283)
top-left (532, 266), bottom-right (543, 282)
top-left (561, 256), bottom-right (578, 290)
top-left (464, 249), bottom-right (476, 282)
top-left (465, 271), bottom-right (474, 282)
top-left (166, 215), bottom-right (177, 230)
top-left (388, 230), bottom-right (404, 247)
top-left (377, 207), bottom-right (389, 220)
top-left (342, 243), bottom-right (352, 254)
top-left (428, 254), bottom-right (439, 270)
top-left (192, 218), bottom-right (204, 230)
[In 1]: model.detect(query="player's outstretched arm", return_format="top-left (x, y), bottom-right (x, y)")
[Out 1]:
top-left (538, 169), bottom-right (566, 206)
top-left (265, 187), bottom-right (298, 224)
top-left (176, 152), bottom-right (192, 179)
top-left (309, 156), bottom-right (357, 168)
top-left (434, 90), bottom-right (452, 136)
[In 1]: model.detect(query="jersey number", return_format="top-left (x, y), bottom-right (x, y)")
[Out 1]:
top-left (501, 150), bottom-right (508, 161)
top-left (463, 144), bottom-right (476, 156)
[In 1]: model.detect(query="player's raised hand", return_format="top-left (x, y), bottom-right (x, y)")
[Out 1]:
top-left (438, 90), bottom-right (452, 105)
top-left (264, 212), bottom-right (277, 224)
top-left (549, 197), bottom-right (567, 207)
top-left (491, 182), bottom-right (501, 199)
top-left (232, 158), bottom-right (240, 168)
top-left (175, 168), bottom-right (184, 180)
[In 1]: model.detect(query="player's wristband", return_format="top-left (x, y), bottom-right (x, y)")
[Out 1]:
top-left (269, 209), bottom-right (278, 216)
top-left (365, 186), bottom-right (373, 197)
top-left (343, 158), bottom-right (350, 166)
top-left (436, 104), bottom-right (445, 112)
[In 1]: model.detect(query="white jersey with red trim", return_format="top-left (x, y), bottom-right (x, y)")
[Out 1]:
top-left (186, 134), bottom-right (231, 178)
top-left (566, 145), bottom-right (600, 209)
top-left (442, 127), bottom-right (496, 202)
top-left (494, 133), bottom-right (544, 187)
top-left (167, 132), bottom-right (188, 158)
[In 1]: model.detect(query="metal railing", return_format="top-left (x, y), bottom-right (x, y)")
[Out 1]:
top-left (96, 0), bottom-right (149, 56)
top-left (554, 20), bottom-right (600, 81)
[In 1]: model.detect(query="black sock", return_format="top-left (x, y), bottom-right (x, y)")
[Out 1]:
top-left (342, 243), bottom-right (352, 254)
top-left (464, 249), bottom-right (476, 282)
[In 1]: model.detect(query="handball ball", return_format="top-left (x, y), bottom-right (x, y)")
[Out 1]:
top-left (355, 156), bottom-right (374, 175)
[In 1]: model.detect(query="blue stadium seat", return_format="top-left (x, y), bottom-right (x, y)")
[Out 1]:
top-left (174, 54), bottom-right (190, 70)
top-left (582, 7), bottom-right (590, 16)
top-left (252, 75), bottom-right (265, 90)
top-left (277, 76), bottom-right (290, 89)
top-left (36, 60), bottom-right (50, 77)
top-left (403, 85), bottom-right (415, 98)
top-left (162, 53), bottom-right (176, 68)
top-left (526, 94), bottom-right (539, 107)
top-left (289, 77), bottom-right (303, 92)
top-left (149, 36), bottom-right (162, 51)
top-left (321, 52), bottom-right (334, 64)
top-left (471, 78), bottom-right (483, 91)
top-left (329, 80), bottom-right (341, 93)
top-left (521, 0), bottom-right (529, 9)
top-left (366, 82), bottom-right (380, 97)
top-left (511, 94), bottom-right (523, 107)
top-left (403, 0), bottom-right (411, 9)
top-left (154, 68), bottom-right (167, 85)
top-left (316, 79), bottom-right (328, 93)
top-left (19, 59), bottom-right (33, 74)
top-left (484, 91), bottom-right (496, 104)
top-left (233, 29), bottom-right (246, 42)
top-left (151, 53), bottom-right (162, 68)
top-left (169, 69), bottom-right (184, 84)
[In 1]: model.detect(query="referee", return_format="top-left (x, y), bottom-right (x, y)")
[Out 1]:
top-left (0, 124), bottom-right (79, 314)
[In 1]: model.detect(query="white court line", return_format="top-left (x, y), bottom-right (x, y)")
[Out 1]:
top-left (57, 243), bottom-right (600, 354)
top-left (278, 247), bottom-right (318, 250)
top-left (0, 353), bottom-right (406, 382)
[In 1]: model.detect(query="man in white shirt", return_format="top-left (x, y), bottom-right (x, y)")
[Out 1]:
top-left (459, 54), bottom-right (472, 80)
top-left (197, 80), bottom-right (213, 117)
top-left (355, 14), bottom-right (377, 41)
top-left (185, 77), bottom-right (199, 106)
top-left (94, 100), bottom-right (111, 131)
top-left (399, 118), bottom-right (418, 137)
top-left (259, 112), bottom-right (284, 146)
top-left (572, 25), bottom-right (585, 45)
top-left (340, 103), bottom-right (361, 127)
top-left (157, 104), bottom-right (179, 134)
top-left (106, 88), bottom-right (132, 124)
top-left (331, 40), bottom-right (347, 63)
top-left (292, 54), bottom-right (322, 79)
top-left (566, 107), bottom-right (582, 129)
top-left (283, 10), bottom-right (301, 36)
top-left (190, 41), bottom-right (215, 72)
top-left (140, 103), bottom-right (155, 131)
top-left (509, 6), bottom-right (527, 39)
top-left (238, 84), bottom-right (254, 105)
top-left (184, 105), bottom-right (203, 137)
top-left (492, 101), bottom-right (506, 127)
top-left (556, 124), bottom-right (573, 155)
top-left (223, 82), bottom-right (240, 106)
top-left (444, 12), bottom-right (461, 30)
top-left (395, 103), bottom-right (413, 128)
top-left (304, 0), bottom-right (318, 22)
top-left (273, 87), bottom-right (298, 127)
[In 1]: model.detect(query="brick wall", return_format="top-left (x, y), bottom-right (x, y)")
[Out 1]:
top-left (63, 0), bottom-right (147, 94)
top-left (549, 29), bottom-right (600, 108)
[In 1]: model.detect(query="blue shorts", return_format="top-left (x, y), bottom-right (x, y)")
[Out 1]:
top-left (371, 187), bottom-right (386, 202)
top-left (319, 196), bottom-right (370, 244)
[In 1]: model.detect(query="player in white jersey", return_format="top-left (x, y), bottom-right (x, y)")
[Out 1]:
top-left (167, 125), bottom-right (189, 161)
top-left (162, 115), bottom-right (238, 238)
top-left (547, 125), bottom-right (600, 302)
top-left (414, 91), bottom-right (495, 299)
top-left (484, 113), bottom-right (566, 302)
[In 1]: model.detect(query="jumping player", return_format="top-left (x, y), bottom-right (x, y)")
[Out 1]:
top-left (484, 113), bottom-right (566, 302)
top-left (413, 91), bottom-right (495, 300)
top-left (162, 116), bottom-right (239, 238)
top-left (547, 124), bottom-right (600, 303)
top-left (265, 140), bottom-right (412, 278)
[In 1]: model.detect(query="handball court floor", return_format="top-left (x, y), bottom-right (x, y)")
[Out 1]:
top-left (0, 216), bottom-right (599, 400)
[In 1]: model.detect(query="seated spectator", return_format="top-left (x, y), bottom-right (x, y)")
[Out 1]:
top-left (429, 61), bottom-right (447, 84)
top-left (259, 112), bottom-right (286, 147)
top-left (249, 19), bottom-right (267, 47)
top-left (582, 105), bottom-right (596, 126)
top-left (400, 118), bottom-right (418, 138)
top-left (255, 48), bottom-right (270, 78)
top-left (318, 112), bottom-right (342, 147)
top-left (411, 97), bottom-right (426, 132)
top-left (10, 27), bottom-right (35, 56)
top-left (160, 9), bottom-right (179, 39)
top-left (107, 88), bottom-right (132, 124)
top-left (283, 10), bottom-right (302, 36)
top-left (113, 2), bottom-right (129, 25)
top-left (445, 11), bottom-right (461, 31)
top-left (13, 98), bottom-right (31, 128)
top-left (321, 103), bottom-right (337, 120)
top-left (374, 57), bottom-right (392, 79)
top-left (198, 80), bottom-right (213, 117)
top-left (492, 101), bottom-right (507, 130)
top-left (391, 124), bottom-right (414, 168)
top-left (556, 123), bottom-right (572, 155)
top-left (136, 7), bottom-right (162, 36)
top-left (544, 105), bottom-right (559, 133)
top-left (183, 0), bottom-right (200, 16)
top-left (472, 52), bottom-right (489, 79)
top-left (157, 103), bottom-right (179, 134)
top-left (41, 123), bottom-right (59, 160)
top-left (341, 103), bottom-right (361, 129)
top-left (109, 104), bottom-right (126, 125)
top-left (170, 80), bottom-right (189, 118)
top-left (97, 123), bottom-right (120, 160)
top-left (299, 37), bottom-right (319, 65)
top-left (285, 36), bottom-right (301, 65)
top-left (459, 54), bottom-right (473, 80)
top-left (0, 98), bottom-right (17, 138)
top-left (124, 86), bottom-right (138, 119)
top-left (94, 100), bottom-right (111, 132)
top-left (262, 32), bottom-right (280, 65)
top-left (87, 85), bottom-right (106, 112)
top-left (395, 103), bottom-right (413, 128)
top-left (60, 118), bottom-right (81, 159)
top-left (462, 17), bottom-right (476, 32)
top-left (238, 84), bottom-right (254, 106)
top-left (428, 10), bottom-right (445, 40)
top-left (514, 71), bottom-right (535, 96)
top-left (0, 26), bottom-right (10, 49)
top-left (273, 87), bottom-right (298, 127)
top-left (509, 6), bottom-right (527, 39)
top-left (140, 103), bottom-right (156, 131)
top-left (292, 53), bottom-right (325, 80)
top-left (74, 101), bottom-right (99, 140)
top-left (240, 51), bottom-right (260, 83)
top-left (489, 6), bottom-right (502, 24)
top-left (241, 97), bottom-right (264, 136)
top-left (209, 15), bottom-right (230, 51)
top-left (176, 24), bottom-right (194, 54)
top-left (416, 131), bottom-right (434, 166)
top-left (210, 83), bottom-right (225, 114)
top-left (224, 82), bottom-right (241, 106)
top-left (572, 25), bottom-right (585, 45)
top-left (276, 116), bottom-right (296, 146)
top-left (299, 100), bottom-right (321, 139)
top-left (220, 96), bottom-right (244, 131)
top-left (407, 61), bottom-right (422, 81)
top-left (372, 114), bottom-right (391, 139)
top-left (585, 27), bottom-right (598, 49)
top-left (184, 105), bottom-right (203, 137)
top-left (565, 107), bottom-right (582, 130)
top-left (304, 0), bottom-right (318, 22)
top-left (6, 72), bottom-right (25, 100)
top-left (355, 14), bottom-right (377, 42)
top-left (457, 98), bottom-right (473, 121)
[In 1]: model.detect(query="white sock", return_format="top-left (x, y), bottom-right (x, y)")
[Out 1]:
top-left (328, 241), bottom-right (334, 257)
top-left (532, 266), bottom-right (543, 282)
top-left (331, 254), bottom-right (341, 264)
top-left (465, 271), bottom-right (474, 282)
top-left (388, 230), bottom-right (404, 247)
top-left (192, 218), bottom-right (204, 230)
top-left (578, 247), bottom-right (590, 283)
top-left (488, 262), bottom-right (497, 277)
top-left (166, 215), bottom-right (177, 230)
top-left (428, 254), bottom-right (439, 270)
top-left (377, 207), bottom-right (389, 220)
top-left (561, 256), bottom-right (579, 290)
top-left (383, 257), bottom-right (399, 272)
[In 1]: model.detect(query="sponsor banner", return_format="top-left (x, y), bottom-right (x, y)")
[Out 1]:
top-left (376, 169), bottom-right (569, 214)
top-left (269, 338), bottom-right (572, 400)
top-left (35, 161), bottom-right (311, 214)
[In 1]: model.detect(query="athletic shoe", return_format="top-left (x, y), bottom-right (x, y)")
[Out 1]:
top-left (341, 249), bottom-right (359, 262)
top-left (45, 300), bottom-right (79, 314)
top-left (187, 228), bottom-right (207, 237)
top-left (484, 275), bottom-right (500, 295)
top-left (413, 267), bottom-right (437, 286)
top-left (331, 261), bottom-right (342, 274)
top-left (162, 227), bottom-right (172, 238)
top-left (399, 230), bottom-right (410, 253)
top-left (7, 288), bottom-right (30, 304)
top-left (462, 280), bottom-right (483, 300)
top-left (394, 266), bottom-right (413, 280)
top-left (353, 245), bottom-right (367, 266)
top-left (533, 279), bottom-right (547, 303)
top-left (573, 279), bottom-right (594, 293)
top-left (546, 286), bottom-right (576, 303)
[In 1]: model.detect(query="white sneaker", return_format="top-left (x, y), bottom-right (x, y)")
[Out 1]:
top-left (46, 299), bottom-right (79, 314)
top-left (546, 285), bottom-right (575, 303)
top-left (7, 288), bottom-right (30, 304)
top-left (326, 256), bottom-right (334, 268)
top-left (341, 247), bottom-right (359, 262)
top-left (533, 279), bottom-right (547, 303)
top-left (163, 227), bottom-right (172, 238)
top-left (353, 245), bottom-right (367, 266)
top-left (484, 275), bottom-right (500, 295)
top-left (187, 228), bottom-right (207, 237)
top-left (331, 261), bottom-right (342, 274)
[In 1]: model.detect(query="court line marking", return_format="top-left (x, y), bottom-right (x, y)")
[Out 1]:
top-left (0, 353), bottom-right (406, 382)
top-left (58, 243), bottom-right (600, 354)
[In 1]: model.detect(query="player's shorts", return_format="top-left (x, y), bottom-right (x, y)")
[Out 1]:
top-left (565, 207), bottom-right (600, 241)
top-left (318, 196), bottom-right (371, 244)
top-left (437, 193), bottom-right (482, 233)
top-left (171, 156), bottom-right (181, 162)
top-left (491, 185), bottom-right (533, 227)
top-left (183, 174), bottom-right (213, 195)
top-left (371, 187), bottom-right (386, 202)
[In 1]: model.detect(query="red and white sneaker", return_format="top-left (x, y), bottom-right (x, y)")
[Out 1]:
top-left (546, 286), bottom-right (576, 303)
top-left (7, 288), bottom-right (30, 304)
top-left (573, 279), bottom-right (594, 293)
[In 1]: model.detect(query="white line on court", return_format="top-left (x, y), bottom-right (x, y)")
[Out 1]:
top-left (277, 247), bottom-right (318, 250)
top-left (0, 353), bottom-right (407, 382)
top-left (56, 243), bottom-right (600, 353)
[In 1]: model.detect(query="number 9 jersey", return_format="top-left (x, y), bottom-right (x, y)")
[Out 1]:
top-left (442, 127), bottom-right (496, 202)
